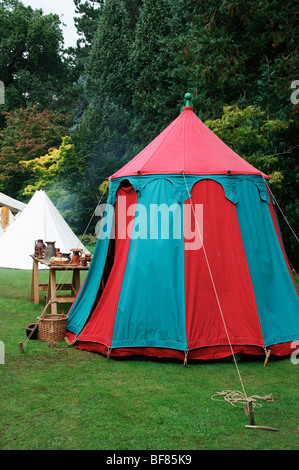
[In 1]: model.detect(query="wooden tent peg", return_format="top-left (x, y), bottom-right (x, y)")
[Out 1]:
top-left (183, 350), bottom-right (188, 367)
top-left (264, 349), bottom-right (271, 367)
top-left (248, 399), bottom-right (255, 425)
top-left (107, 347), bottom-right (112, 362)
top-left (245, 425), bottom-right (278, 432)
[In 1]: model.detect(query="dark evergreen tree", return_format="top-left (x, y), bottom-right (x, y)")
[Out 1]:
top-left (69, 0), bottom-right (139, 232)
top-left (0, 0), bottom-right (76, 121)
top-left (130, 0), bottom-right (183, 146)
top-left (85, 0), bottom-right (134, 108)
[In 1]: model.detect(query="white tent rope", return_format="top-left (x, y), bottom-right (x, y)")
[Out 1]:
top-left (49, 184), bottom-right (109, 298)
top-left (211, 390), bottom-right (274, 408)
top-left (182, 172), bottom-right (249, 402)
top-left (262, 174), bottom-right (299, 244)
top-left (78, 187), bottom-right (107, 246)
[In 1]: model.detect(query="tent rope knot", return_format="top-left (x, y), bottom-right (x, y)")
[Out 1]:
top-left (211, 390), bottom-right (274, 409)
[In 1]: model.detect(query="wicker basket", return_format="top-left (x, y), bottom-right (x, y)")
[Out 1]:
top-left (38, 302), bottom-right (68, 342)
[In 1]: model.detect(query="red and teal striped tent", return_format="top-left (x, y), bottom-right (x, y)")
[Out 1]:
top-left (66, 95), bottom-right (299, 362)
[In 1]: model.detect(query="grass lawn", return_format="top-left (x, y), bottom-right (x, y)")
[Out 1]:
top-left (0, 267), bottom-right (298, 451)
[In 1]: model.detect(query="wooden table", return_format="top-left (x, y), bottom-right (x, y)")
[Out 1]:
top-left (30, 255), bottom-right (89, 314)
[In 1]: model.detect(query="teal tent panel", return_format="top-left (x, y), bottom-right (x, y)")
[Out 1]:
top-left (236, 179), bottom-right (299, 346)
top-left (67, 203), bottom-right (114, 336)
top-left (111, 178), bottom-right (187, 351)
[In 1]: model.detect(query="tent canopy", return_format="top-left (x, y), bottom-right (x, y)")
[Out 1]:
top-left (110, 104), bottom-right (268, 179)
top-left (0, 190), bottom-right (89, 270)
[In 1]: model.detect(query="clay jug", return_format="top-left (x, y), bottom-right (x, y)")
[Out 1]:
top-left (44, 241), bottom-right (56, 260)
top-left (71, 249), bottom-right (82, 265)
top-left (35, 239), bottom-right (45, 257)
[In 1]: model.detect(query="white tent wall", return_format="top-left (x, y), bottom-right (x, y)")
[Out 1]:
top-left (0, 192), bottom-right (27, 213)
top-left (0, 190), bottom-right (89, 270)
top-left (0, 192), bottom-right (27, 236)
top-left (0, 209), bottom-right (15, 236)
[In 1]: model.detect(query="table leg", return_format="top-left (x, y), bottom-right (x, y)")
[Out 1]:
top-left (30, 259), bottom-right (39, 304)
top-left (72, 270), bottom-right (81, 295)
top-left (30, 260), bottom-right (34, 301)
top-left (47, 269), bottom-right (57, 314)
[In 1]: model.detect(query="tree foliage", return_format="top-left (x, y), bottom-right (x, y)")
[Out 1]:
top-left (205, 105), bottom-right (291, 186)
top-left (20, 136), bottom-right (74, 195)
top-left (85, 0), bottom-right (133, 107)
top-left (0, 105), bottom-right (70, 196)
top-left (0, 0), bottom-right (76, 122)
top-left (0, 0), bottom-right (298, 265)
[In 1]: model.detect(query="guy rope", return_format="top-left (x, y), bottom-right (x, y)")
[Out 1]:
top-left (182, 171), bottom-right (278, 431)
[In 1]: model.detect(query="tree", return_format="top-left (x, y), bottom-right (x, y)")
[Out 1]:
top-left (19, 135), bottom-right (86, 232)
top-left (171, 0), bottom-right (299, 267)
top-left (174, 0), bottom-right (299, 120)
top-left (130, 0), bottom-right (182, 146)
top-left (85, 0), bottom-right (134, 108)
top-left (0, 105), bottom-right (70, 197)
top-left (62, 0), bottom-right (298, 261)
top-left (205, 105), bottom-right (291, 185)
top-left (205, 104), bottom-right (298, 267)
top-left (0, 0), bottom-right (77, 124)
top-left (72, 0), bottom-right (104, 79)
top-left (70, 98), bottom-right (133, 233)
top-left (68, 0), bottom-right (140, 232)
top-left (74, 0), bottom-right (103, 49)
top-left (20, 136), bottom-right (74, 196)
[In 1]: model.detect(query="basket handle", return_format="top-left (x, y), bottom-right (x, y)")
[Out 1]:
top-left (40, 300), bottom-right (64, 318)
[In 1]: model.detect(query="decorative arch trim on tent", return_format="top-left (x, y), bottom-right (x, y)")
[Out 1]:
top-left (108, 174), bottom-right (270, 206)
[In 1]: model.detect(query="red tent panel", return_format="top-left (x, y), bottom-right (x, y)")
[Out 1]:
top-left (184, 179), bottom-right (265, 351)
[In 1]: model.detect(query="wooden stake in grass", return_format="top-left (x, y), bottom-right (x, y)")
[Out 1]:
top-left (245, 425), bottom-right (279, 431)
top-left (248, 399), bottom-right (255, 425)
top-left (245, 398), bottom-right (278, 432)
top-left (19, 321), bottom-right (39, 353)
top-left (264, 349), bottom-right (271, 367)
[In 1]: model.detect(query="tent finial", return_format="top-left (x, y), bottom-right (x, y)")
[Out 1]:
top-left (185, 92), bottom-right (192, 108)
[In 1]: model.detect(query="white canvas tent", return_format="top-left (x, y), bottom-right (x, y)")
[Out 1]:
top-left (0, 208), bottom-right (15, 236)
top-left (0, 192), bottom-right (27, 236)
top-left (0, 190), bottom-right (89, 269)
top-left (0, 192), bottom-right (27, 213)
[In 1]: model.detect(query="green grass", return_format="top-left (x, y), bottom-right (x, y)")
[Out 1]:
top-left (0, 268), bottom-right (298, 450)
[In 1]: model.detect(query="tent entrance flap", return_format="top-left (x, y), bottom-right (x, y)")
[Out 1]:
top-left (66, 184), bottom-right (138, 340)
